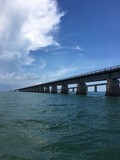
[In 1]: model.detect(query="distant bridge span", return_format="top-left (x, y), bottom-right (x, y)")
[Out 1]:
top-left (15, 65), bottom-right (120, 96)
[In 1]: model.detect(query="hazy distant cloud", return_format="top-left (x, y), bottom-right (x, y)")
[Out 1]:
top-left (0, 72), bottom-right (39, 82)
top-left (75, 45), bottom-right (83, 51)
top-left (47, 45), bottom-right (84, 56)
top-left (0, 0), bottom-right (64, 73)
top-left (39, 58), bottom-right (47, 69)
top-left (31, 58), bottom-right (47, 71)
top-left (0, 72), bottom-right (42, 90)
top-left (0, 72), bottom-right (40, 89)
top-left (52, 65), bottom-right (78, 77)
top-left (29, 65), bottom-right (79, 85)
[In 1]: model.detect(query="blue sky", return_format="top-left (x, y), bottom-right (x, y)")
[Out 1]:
top-left (0, 0), bottom-right (120, 91)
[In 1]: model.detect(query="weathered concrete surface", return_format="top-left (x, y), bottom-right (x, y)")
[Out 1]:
top-left (51, 85), bottom-right (57, 93)
top-left (94, 85), bottom-right (97, 92)
top-left (44, 86), bottom-right (50, 93)
top-left (61, 84), bottom-right (68, 94)
top-left (76, 82), bottom-right (87, 94)
top-left (38, 86), bottom-right (42, 92)
top-left (106, 79), bottom-right (120, 96)
top-left (40, 87), bottom-right (44, 93)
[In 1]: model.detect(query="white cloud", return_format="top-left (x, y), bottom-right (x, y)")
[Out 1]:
top-left (75, 45), bottom-right (83, 51)
top-left (0, 72), bottom-right (39, 82)
top-left (0, 72), bottom-right (41, 90)
top-left (39, 58), bottom-right (47, 69)
top-left (0, 0), bottom-right (64, 74)
top-left (52, 65), bottom-right (78, 77)
top-left (48, 45), bottom-right (84, 55)
top-left (32, 58), bottom-right (47, 70)
top-left (0, 0), bottom-right (64, 90)
top-left (31, 65), bottom-right (79, 85)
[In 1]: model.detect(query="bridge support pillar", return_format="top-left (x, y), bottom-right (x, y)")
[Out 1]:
top-left (40, 87), bottom-right (44, 93)
top-left (37, 87), bottom-right (40, 92)
top-left (51, 85), bottom-right (57, 93)
top-left (61, 84), bottom-right (68, 94)
top-left (35, 87), bottom-right (39, 92)
top-left (76, 82), bottom-right (87, 94)
top-left (106, 79), bottom-right (120, 96)
top-left (44, 86), bottom-right (50, 93)
top-left (32, 88), bottom-right (35, 92)
top-left (35, 87), bottom-right (38, 92)
top-left (37, 86), bottom-right (41, 92)
top-left (34, 88), bottom-right (37, 92)
top-left (94, 85), bottom-right (97, 92)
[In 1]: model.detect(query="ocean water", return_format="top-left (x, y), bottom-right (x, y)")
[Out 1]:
top-left (0, 91), bottom-right (120, 160)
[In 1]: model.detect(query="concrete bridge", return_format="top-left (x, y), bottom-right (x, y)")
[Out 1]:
top-left (15, 65), bottom-right (120, 96)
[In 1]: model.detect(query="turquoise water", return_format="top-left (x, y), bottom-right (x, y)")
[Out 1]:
top-left (0, 92), bottom-right (120, 160)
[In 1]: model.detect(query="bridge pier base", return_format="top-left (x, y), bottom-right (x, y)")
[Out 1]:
top-left (40, 87), bottom-right (44, 93)
top-left (31, 88), bottom-right (33, 92)
top-left (76, 82), bottom-right (87, 95)
top-left (72, 88), bottom-right (75, 92)
top-left (106, 79), bottom-right (120, 96)
top-left (61, 84), bottom-right (68, 94)
top-left (38, 87), bottom-right (41, 92)
top-left (44, 87), bottom-right (50, 93)
top-left (51, 85), bottom-right (57, 93)
top-left (36, 87), bottom-right (39, 92)
top-left (94, 85), bottom-right (97, 92)
top-left (33, 88), bottom-right (36, 92)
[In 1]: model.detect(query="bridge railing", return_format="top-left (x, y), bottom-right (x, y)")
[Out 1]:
top-left (17, 65), bottom-right (120, 89)
top-left (49, 64), bottom-right (120, 83)
top-left (77, 64), bottom-right (120, 77)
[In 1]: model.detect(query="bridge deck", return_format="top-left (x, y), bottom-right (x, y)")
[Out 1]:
top-left (16, 65), bottom-right (120, 90)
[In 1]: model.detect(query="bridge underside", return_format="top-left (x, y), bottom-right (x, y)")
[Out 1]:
top-left (15, 65), bottom-right (120, 96)
top-left (16, 78), bottom-right (120, 96)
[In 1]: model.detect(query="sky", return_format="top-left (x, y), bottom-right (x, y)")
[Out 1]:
top-left (0, 0), bottom-right (120, 91)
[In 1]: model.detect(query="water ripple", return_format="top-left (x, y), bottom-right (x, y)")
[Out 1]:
top-left (0, 92), bottom-right (120, 160)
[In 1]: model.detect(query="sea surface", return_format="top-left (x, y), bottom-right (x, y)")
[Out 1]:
top-left (0, 91), bottom-right (120, 160)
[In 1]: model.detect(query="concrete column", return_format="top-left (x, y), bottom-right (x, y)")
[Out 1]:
top-left (94, 85), bottom-right (97, 92)
top-left (35, 87), bottom-right (38, 92)
top-left (35, 88), bottom-right (38, 92)
top-left (51, 85), bottom-right (57, 93)
top-left (72, 88), bottom-right (75, 92)
top-left (76, 82), bottom-right (87, 94)
top-left (31, 88), bottom-right (34, 92)
top-left (37, 86), bottom-right (40, 92)
top-left (40, 87), bottom-right (44, 93)
top-left (37, 87), bottom-right (40, 92)
top-left (106, 79), bottom-right (120, 96)
top-left (34, 87), bottom-right (37, 92)
top-left (61, 84), bottom-right (68, 94)
top-left (44, 86), bottom-right (50, 93)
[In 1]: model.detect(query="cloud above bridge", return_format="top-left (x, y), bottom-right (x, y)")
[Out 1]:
top-left (0, 0), bottom-right (64, 90)
top-left (0, 0), bottom-right (64, 72)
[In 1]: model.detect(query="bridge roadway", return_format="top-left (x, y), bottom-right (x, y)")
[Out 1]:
top-left (16, 65), bottom-right (120, 96)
